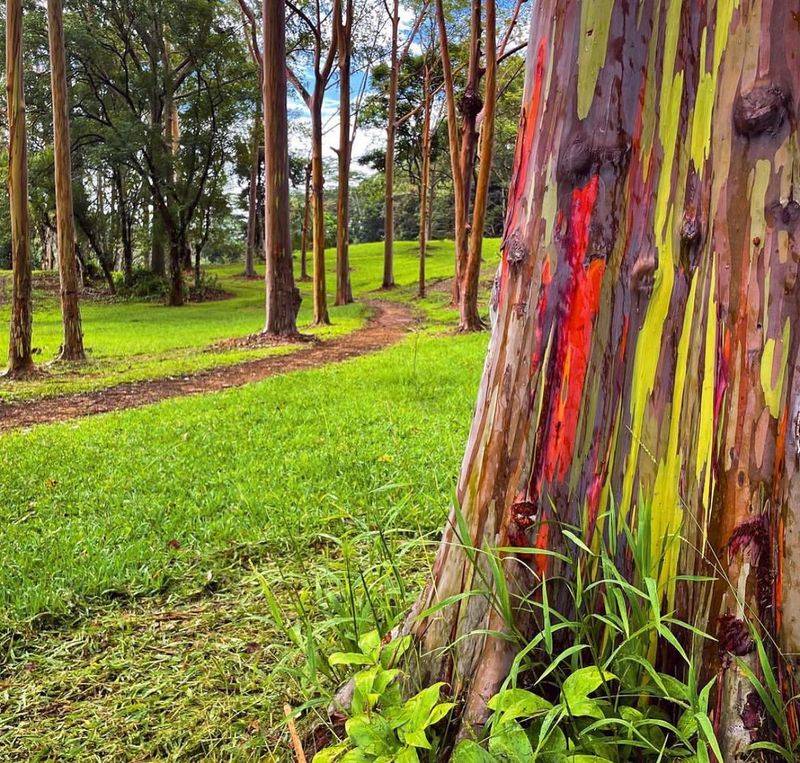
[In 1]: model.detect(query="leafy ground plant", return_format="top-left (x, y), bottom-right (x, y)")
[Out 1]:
top-left (315, 498), bottom-right (726, 763)
top-left (315, 633), bottom-right (454, 762)
top-left (441, 501), bottom-right (723, 762)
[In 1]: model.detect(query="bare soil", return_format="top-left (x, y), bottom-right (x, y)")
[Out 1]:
top-left (0, 300), bottom-right (416, 433)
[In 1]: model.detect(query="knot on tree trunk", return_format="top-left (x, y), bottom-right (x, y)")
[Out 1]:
top-left (459, 87), bottom-right (483, 120)
top-left (733, 84), bottom-right (790, 138)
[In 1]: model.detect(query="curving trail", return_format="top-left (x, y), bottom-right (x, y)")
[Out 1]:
top-left (0, 301), bottom-right (416, 434)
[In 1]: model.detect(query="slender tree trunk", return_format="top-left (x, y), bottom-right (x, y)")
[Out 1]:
top-left (113, 167), bottom-right (134, 287)
top-left (335, 0), bottom-right (354, 307)
top-left (435, 0), bottom-right (468, 308)
top-left (418, 61), bottom-right (433, 300)
top-left (300, 162), bottom-right (312, 282)
top-left (381, 0), bottom-right (800, 754)
top-left (148, 91), bottom-right (166, 276)
top-left (41, 218), bottom-right (56, 271)
top-left (193, 243), bottom-right (201, 290)
top-left (47, 0), bottom-right (85, 361)
top-left (167, 228), bottom-right (185, 307)
top-left (310, 87), bottom-right (330, 326)
top-left (458, 0), bottom-right (495, 332)
top-left (159, 38), bottom-right (183, 306)
top-left (5, 0), bottom-right (34, 378)
top-left (457, 0), bottom-right (483, 226)
top-left (382, 0), bottom-right (399, 290)
top-left (151, 202), bottom-right (166, 276)
top-left (263, 0), bottom-right (301, 336)
top-left (244, 102), bottom-right (261, 278)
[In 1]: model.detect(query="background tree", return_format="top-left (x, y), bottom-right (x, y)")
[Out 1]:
top-left (262, 0), bottom-right (301, 336)
top-left (47, 0), bottom-right (85, 360)
top-left (334, 0), bottom-right (354, 306)
top-left (235, 0), bottom-right (263, 279)
top-left (4, 0), bottom-right (34, 378)
top-left (285, 0), bottom-right (340, 325)
top-left (381, 0), bottom-right (427, 290)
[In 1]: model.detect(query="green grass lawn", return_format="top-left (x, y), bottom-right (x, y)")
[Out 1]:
top-left (0, 238), bottom-right (490, 401)
top-left (0, 239), bottom-right (497, 759)
top-left (0, 328), bottom-right (487, 628)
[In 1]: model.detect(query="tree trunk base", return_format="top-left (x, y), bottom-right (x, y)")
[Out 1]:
top-left (380, 282), bottom-right (396, 291)
top-left (54, 348), bottom-right (86, 363)
top-left (457, 317), bottom-right (486, 333)
top-left (2, 361), bottom-right (38, 380)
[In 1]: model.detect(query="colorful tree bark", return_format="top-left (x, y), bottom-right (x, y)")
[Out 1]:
top-left (47, 0), bottom-right (86, 361)
top-left (407, 0), bottom-right (800, 754)
top-left (5, 0), bottom-right (35, 379)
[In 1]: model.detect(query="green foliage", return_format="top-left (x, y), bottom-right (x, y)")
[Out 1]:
top-left (447, 510), bottom-right (722, 762)
top-left (114, 268), bottom-right (170, 300)
top-left (314, 634), bottom-right (455, 763)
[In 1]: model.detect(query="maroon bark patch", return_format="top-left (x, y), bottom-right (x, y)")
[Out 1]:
top-left (727, 516), bottom-right (774, 617)
top-left (741, 691), bottom-right (765, 739)
top-left (508, 501), bottom-right (538, 547)
top-left (717, 614), bottom-right (755, 657)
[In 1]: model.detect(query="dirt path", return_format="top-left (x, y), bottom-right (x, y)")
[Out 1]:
top-left (0, 300), bottom-right (416, 433)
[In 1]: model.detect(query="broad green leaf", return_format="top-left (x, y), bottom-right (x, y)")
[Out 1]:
top-left (312, 742), bottom-right (349, 763)
top-left (401, 728), bottom-right (431, 750)
top-left (406, 683), bottom-right (446, 730)
top-left (566, 698), bottom-right (605, 720)
top-left (358, 630), bottom-right (381, 660)
top-left (426, 702), bottom-right (455, 726)
top-left (380, 635), bottom-right (412, 669)
top-left (561, 667), bottom-right (616, 705)
top-left (346, 714), bottom-right (396, 757)
top-left (329, 652), bottom-right (375, 668)
top-left (394, 746), bottom-right (421, 763)
top-left (488, 688), bottom-right (553, 720)
top-left (452, 739), bottom-right (497, 763)
top-left (373, 668), bottom-right (401, 696)
top-left (488, 719), bottom-right (534, 762)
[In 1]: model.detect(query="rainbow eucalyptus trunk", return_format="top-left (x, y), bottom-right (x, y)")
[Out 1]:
top-left (310, 88), bottom-right (330, 326)
top-left (47, 0), bottom-right (85, 361)
top-left (460, 0), bottom-right (496, 332)
top-left (382, 0), bottom-right (399, 291)
top-left (300, 163), bottom-right (312, 282)
top-left (401, 0), bottom-right (800, 754)
top-left (5, 0), bottom-right (34, 379)
top-left (334, 0), bottom-right (354, 307)
top-left (418, 61), bottom-right (433, 300)
top-left (244, 104), bottom-right (261, 279)
top-left (262, 0), bottom-right (300, 336)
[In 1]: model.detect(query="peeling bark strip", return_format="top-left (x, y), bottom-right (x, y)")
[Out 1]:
top-left (408, 0), bottom-right (800, 754)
